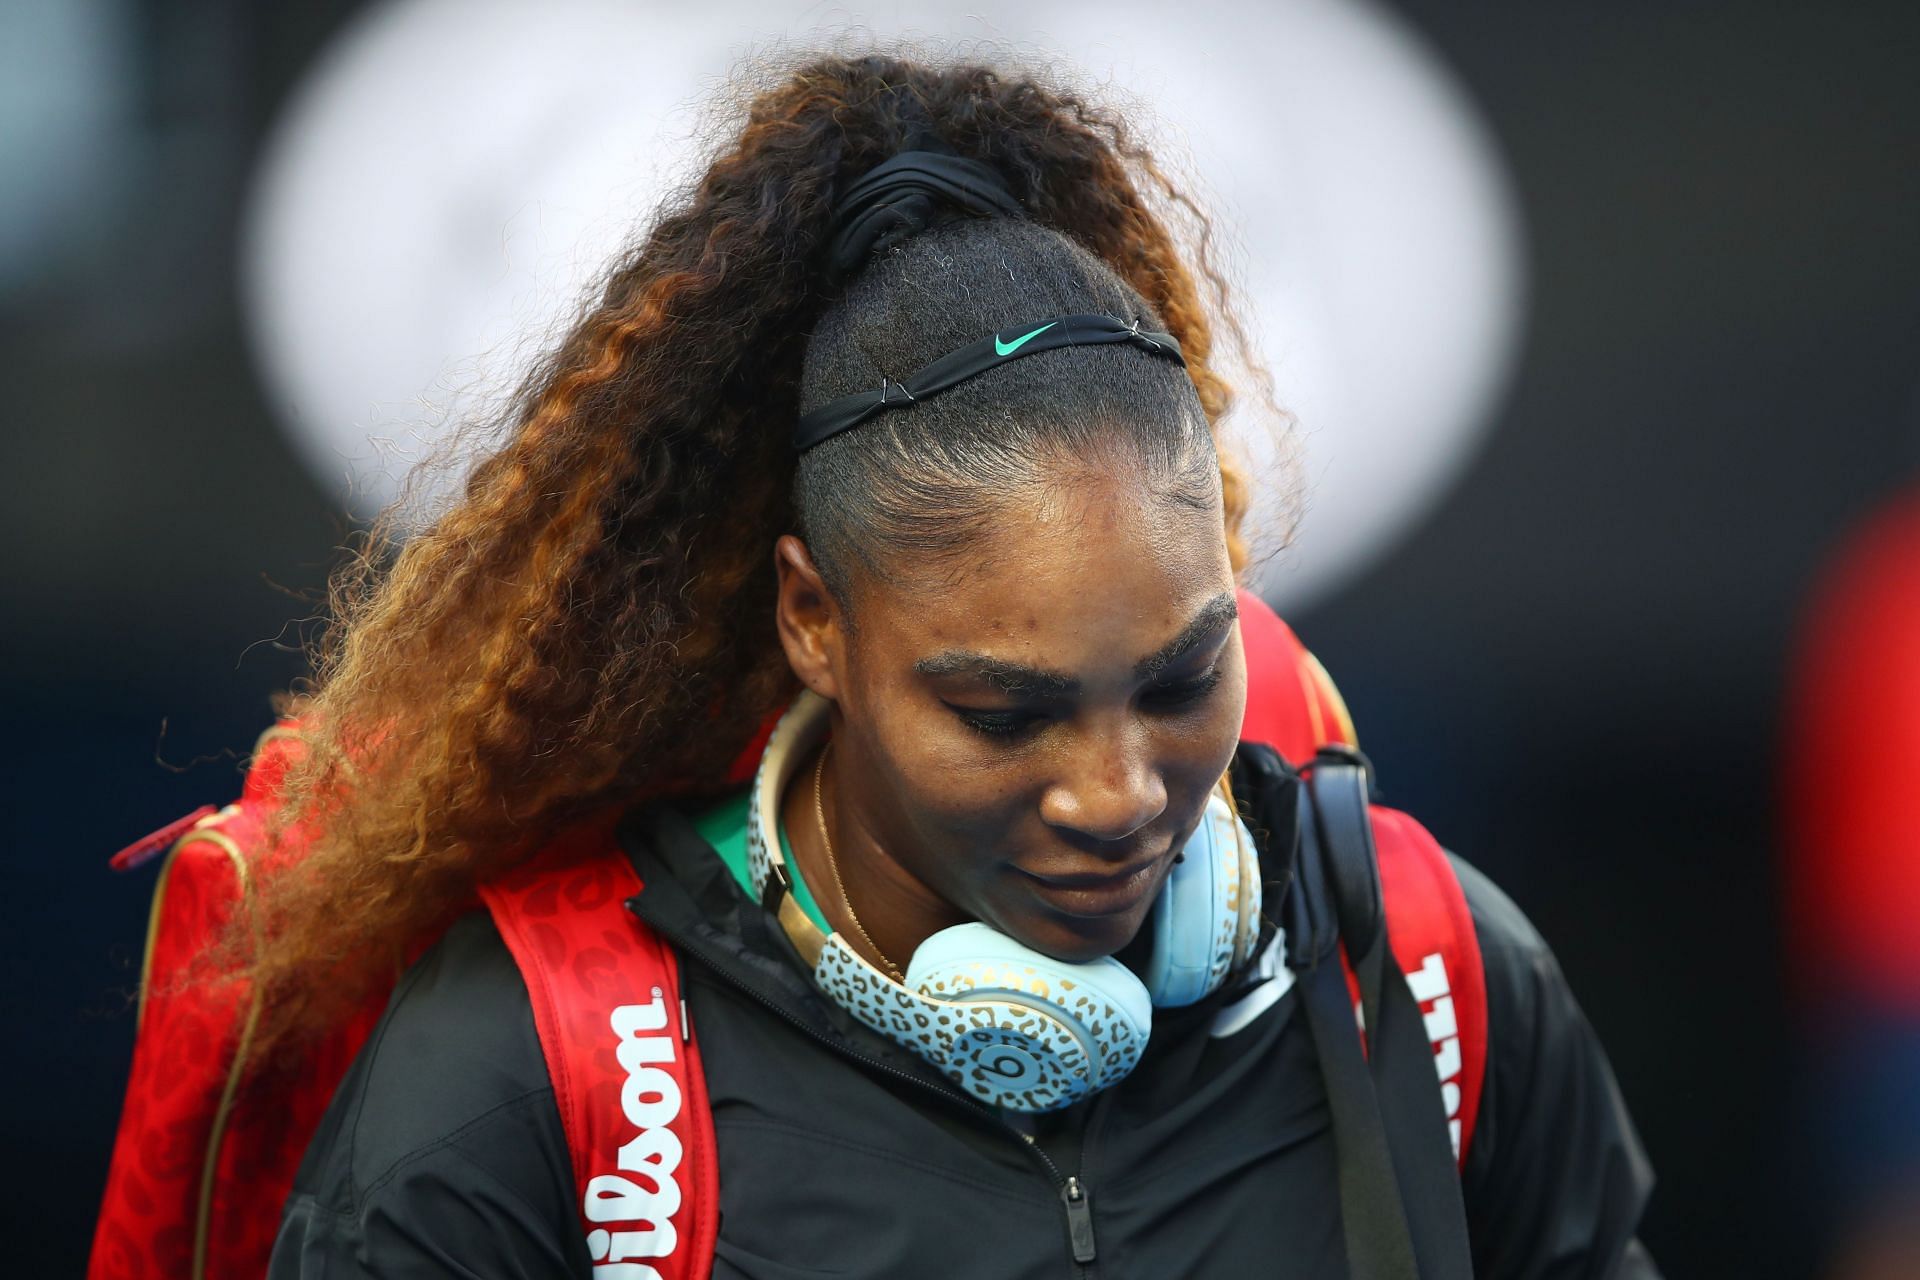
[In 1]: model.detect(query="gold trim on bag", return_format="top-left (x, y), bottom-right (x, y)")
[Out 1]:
top-left (135, 808), bottom-right (233, 1035)
top-left (135, 848), bottom-right (179, 1038)
top-left (130, 718), bottom-right (302, 1277)
top-left (161, 825), bottom-right (259, 1280)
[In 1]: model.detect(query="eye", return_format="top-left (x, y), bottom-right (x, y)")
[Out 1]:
top-left (950, 705), bottom-right (1046, 740)
top-left (1143, 665), bottom-right (1225, 710)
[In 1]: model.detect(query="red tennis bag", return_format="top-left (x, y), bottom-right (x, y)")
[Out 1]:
top-left (89, 588), bottom-right (1484, 1278)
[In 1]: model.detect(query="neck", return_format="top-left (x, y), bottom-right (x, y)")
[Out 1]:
top-left (779, 735), bottom-right (965, 978)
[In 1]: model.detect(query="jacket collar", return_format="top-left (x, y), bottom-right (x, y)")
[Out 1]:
top-left (618, 797), bottom-right (826, 1018)
top-left (617, 795), bottom-right (956, 1077)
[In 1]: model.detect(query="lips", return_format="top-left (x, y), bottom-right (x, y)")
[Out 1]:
top-left (1015, 853), bottom-right (1169, 919)
top-left (1021, 861), bottom-right (1160, 890)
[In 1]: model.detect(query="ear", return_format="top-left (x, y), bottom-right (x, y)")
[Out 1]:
top-left (774, 534), bottom-right (848, 701)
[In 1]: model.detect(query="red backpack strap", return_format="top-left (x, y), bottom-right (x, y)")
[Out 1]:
top-left (1371, 805), bottom-right (1489, 1168)
top-left (480, 837), bottom-right (719, 1280)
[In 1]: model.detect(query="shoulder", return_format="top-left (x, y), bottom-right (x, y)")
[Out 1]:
top-left (1445, 850), bottom-right (1595, 1091)
top-left (1441, 855), bottom-right (1662, 1278)
top-left (330, 909), bottom-right (561, 1193)
top-left (1445, 853), bottom-right (1618, 1070)
top-left (1449, 854), bottom-right (1553, 970)
top-left (273, 911), bottom-right (585, 1275)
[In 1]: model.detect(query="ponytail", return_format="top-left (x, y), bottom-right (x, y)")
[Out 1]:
top-left (242, 48), bottom-right (1283, 1060)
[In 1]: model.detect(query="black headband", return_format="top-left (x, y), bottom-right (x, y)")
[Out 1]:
top-left (793, 313), bottom-right (1188, 453)
top-left (824, 148), bottom-right (1027, 284)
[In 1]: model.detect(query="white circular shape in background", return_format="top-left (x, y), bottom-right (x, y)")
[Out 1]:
top-left (241, 0), bottom-right (1524, 611)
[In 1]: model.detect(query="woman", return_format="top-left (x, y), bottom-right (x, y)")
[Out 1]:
top-left (259, 51), bottom-right (1657, 1278)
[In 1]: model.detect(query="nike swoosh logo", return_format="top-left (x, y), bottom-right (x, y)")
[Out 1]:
top-left (995, 322), bottom-right (1057, 357)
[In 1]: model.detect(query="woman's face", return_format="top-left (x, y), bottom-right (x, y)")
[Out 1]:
top-left (776, 457), bottom-right (1247, 964)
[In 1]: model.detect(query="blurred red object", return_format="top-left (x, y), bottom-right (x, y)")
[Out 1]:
top-left (1783, 489), bottom-right (1920, 1010)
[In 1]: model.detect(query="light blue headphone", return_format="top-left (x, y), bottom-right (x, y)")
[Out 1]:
top-left (749, 690), bottom-right (1263, 1112)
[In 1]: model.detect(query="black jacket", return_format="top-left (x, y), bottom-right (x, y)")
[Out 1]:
top-left (269, 781), bottom-right (1660, 1279)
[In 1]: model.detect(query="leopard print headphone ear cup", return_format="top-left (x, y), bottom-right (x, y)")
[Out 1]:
top-left (807, 925), bottom-right (1150, 1112)
top-left (1139, 783), bottom-right (1264, 1007)
top-left (905, 923), bottom-right (1152, 1101)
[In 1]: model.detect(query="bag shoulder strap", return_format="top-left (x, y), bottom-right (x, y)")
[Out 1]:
top-left (1285, 746), bottom-right (1489, 1167)
top-left (480, 833), bottom-right (719, 1280)
top-left (1297, 749), bottom-right (1477, 1280)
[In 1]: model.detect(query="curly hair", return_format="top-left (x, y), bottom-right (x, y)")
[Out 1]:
top-left (238, 46), bottom-right (1297, 1061)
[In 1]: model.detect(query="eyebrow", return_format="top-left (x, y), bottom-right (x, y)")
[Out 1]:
top-left (913, 591), bottom-right (1239, 696)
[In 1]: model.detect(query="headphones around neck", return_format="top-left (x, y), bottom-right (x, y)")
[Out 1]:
top-left (748, 690), bottom-right (1264, 1112)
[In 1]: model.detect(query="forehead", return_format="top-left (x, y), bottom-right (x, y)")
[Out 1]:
top-left (854, 467), bottom-right (1232, 667)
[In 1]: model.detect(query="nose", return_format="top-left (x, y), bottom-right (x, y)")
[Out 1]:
top-left (1039, 725), bottom-right (1168, 847)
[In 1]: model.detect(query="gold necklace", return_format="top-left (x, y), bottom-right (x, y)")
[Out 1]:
top-left (812, 739), bottom-right (905, 982)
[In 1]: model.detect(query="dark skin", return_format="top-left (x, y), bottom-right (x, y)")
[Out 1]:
top-left (773, 454), bottom-right (1248, 972)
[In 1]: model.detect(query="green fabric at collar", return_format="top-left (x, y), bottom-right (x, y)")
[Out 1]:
top-left (689, 784), bottom-right (832, 937)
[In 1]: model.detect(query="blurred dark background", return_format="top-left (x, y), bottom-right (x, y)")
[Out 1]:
top-left (6, 1), bottom-right (1919, 1275)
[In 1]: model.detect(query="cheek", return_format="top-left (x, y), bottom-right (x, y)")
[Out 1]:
top-left (870, 698), bottom-right (1026, 873)
top-left (1155, 639), bottom-right (1248, 787)
top-left (1212, 649), bottom-right (1251, 760)
top-left (863, 640), bottom-right (1248, 887)
top-left (1168, 674), bottom-right (1251, 829)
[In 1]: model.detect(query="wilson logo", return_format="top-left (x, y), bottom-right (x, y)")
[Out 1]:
top-left (585, 989), bottom-right (684, 1279)
top-left (1404, 952), bottom-right (1465, 1157)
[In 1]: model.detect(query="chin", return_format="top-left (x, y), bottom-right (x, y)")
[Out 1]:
top-left (1004, 902), bottom-right (1153, 966)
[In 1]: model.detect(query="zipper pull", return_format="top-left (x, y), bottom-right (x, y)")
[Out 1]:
top-left (1061, 1176), bottom-right (1097, 1264)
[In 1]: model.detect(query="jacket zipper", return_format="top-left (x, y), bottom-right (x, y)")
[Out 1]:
top-left (1061, 1083), bottom-right (1117, 1267)
top-left (657, 917), bottom-right (1101, 1273)
top-left (1061, 1176), bottom-right (1096, 1264)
